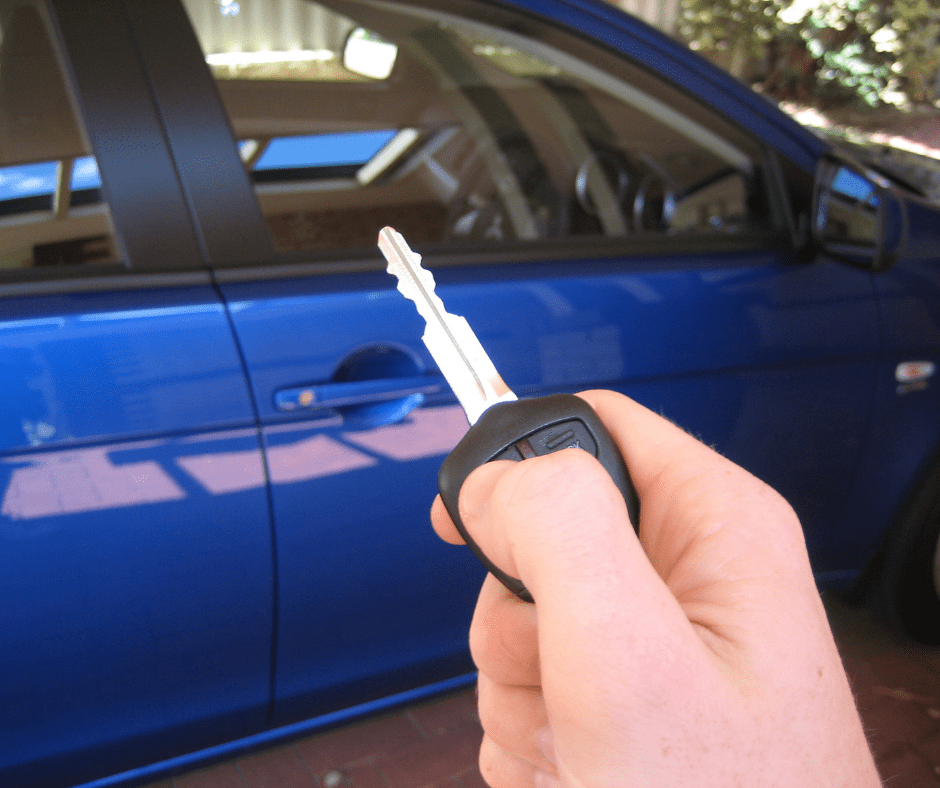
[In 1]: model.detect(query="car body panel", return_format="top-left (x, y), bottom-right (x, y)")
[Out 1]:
top-left (0, 287), bottom-right (274, 787)
top-left (218, 247), bottom-right (878, 731)
top-left (0, 0), bottom-right (938, 785)
top-left (830, 202), bottom-right (940, 569)
top-left (0, 286), bottom-right (254, 451)
top-left (218, 273), bottom-right (485, 725)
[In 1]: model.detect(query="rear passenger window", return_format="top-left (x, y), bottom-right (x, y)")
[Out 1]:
top-left (183, 0), bottom-right (771, 255)
top-left (0, 1), bottom-right (121, 270)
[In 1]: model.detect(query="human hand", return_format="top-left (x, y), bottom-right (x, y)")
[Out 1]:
top-left (431, 390), bottom-right (880, 788)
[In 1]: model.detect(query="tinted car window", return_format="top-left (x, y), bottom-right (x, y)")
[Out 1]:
top-left (183, 0), bottom-right (771, 255)
top-left (0, 1), bottom-right (121, 270)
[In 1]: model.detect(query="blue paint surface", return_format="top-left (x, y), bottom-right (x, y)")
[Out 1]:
top-left (3, 0), bottom-right (940, 786)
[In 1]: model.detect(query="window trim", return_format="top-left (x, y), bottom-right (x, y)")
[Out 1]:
top-left (120, 0), bottom-right (275, 267)
top-left (47, 0), bottom-right (208, 271)
top-left (212, 227), bottom-right (796, 284)
top-left (0, 268), bottom-right (214, 299)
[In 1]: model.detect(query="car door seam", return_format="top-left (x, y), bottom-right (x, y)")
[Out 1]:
top-left (210, 274), bottom-right (281, 727)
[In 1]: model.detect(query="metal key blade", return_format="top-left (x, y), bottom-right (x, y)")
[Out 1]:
top-left (378, 226), bottom-right (516, 425)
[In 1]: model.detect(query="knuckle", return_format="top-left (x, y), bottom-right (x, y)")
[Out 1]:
top-left (475, 677), bottom-right (499, 736)
top-left (478, 734), bottom-right (504, 787)
top-left (469, 581), bottom-right (539, 683)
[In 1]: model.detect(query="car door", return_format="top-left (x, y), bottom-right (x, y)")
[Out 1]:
top-left (0, 3), bottom-right (273, 786)
top-left (170, 0), bottom-right (881, 730)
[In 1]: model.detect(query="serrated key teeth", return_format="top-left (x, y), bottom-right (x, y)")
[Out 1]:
top-left (380, 235), bottom-right (447, 327)
top-left (378, 227), bottom-right (517, 427)
top-left (378, 226), bottom-right (417, 268)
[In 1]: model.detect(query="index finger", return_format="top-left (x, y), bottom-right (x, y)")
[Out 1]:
top-left (431, 491), bottom-right (463, 545)
top-left (575, 389), bottom-right (810, 588)
top-left (574, 389), bottom-right (721, 498)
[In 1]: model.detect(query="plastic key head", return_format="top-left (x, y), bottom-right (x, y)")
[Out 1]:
top-left (438, 394), bottom-right (640, 603)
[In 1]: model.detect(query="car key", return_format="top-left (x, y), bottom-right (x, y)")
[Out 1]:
top-left (378, 226), bottom-right (639, 603)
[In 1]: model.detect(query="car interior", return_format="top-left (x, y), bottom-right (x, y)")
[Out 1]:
top-left (0, 0), bottom-right (769, 270)
top-left (0, 1), bottom-right (120, 269)
top-left (204, 0), bottom-right (766, 253)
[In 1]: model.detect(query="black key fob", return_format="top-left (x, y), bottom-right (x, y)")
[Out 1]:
top-left (438, 394), bottom-right (640, 602)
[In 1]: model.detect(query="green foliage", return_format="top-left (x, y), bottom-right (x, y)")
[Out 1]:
top-left (675, 0), bottom-right (940, 108)
top-left (797, 0), bottom-right (894, 106)
top-left (677, 0), bottom-right (786, 57)
top-left (889, 0), bottom-right (940, 103)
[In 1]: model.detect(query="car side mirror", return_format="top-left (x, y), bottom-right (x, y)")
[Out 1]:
top-left (343, 28), bottom-right (398, 80)
top-left (812, 156), bottom-right (906, 272)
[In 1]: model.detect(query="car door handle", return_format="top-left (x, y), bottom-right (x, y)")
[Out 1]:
top-left (274, 375), bottom-right (446, 412)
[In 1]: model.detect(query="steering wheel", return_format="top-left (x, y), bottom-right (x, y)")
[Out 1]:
top-left (446, 132), bottom-right (569, 241)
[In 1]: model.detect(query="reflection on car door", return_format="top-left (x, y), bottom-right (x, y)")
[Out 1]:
top-left (0, 286), bottom-right (275, 788)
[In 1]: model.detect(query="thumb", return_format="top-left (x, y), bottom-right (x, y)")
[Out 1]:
top-left (458, 449), bottom-right (701, 774)
top-left (457, 445), bottom-right (695, 656)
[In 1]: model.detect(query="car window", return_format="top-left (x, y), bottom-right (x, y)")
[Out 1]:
top-left (0, 1), bottom-right (122, 271)
top-left (183, 0), bottom-right (771, 256)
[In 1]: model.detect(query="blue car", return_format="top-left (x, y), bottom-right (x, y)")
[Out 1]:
top-left (2, 0), bottom-right (939, 785)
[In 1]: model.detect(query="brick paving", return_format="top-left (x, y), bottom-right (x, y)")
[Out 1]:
top-left (140, 688), bottom-right (485, 788)
top-left (826, 597), bottom-right (940, 786)
top-left (140, 595), bottom-right (940, 788)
